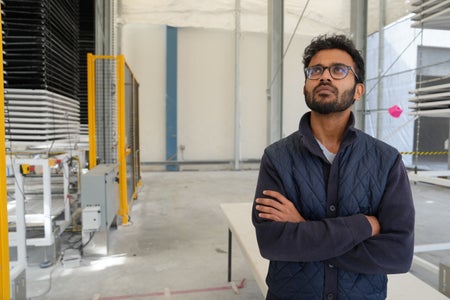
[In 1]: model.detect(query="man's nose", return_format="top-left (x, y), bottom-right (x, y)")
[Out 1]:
top-left (320, 68), bottom-right (333, 81)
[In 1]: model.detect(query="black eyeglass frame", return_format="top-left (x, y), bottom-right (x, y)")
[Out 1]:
top-left (304, 64), bottom-right (361, 82)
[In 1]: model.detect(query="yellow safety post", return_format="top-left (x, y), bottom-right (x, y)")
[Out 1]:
top-left (0, 8), bottom-right (11, 300)
top-left (116, 54), bottom-right (129, 225)
top-left (87, 53), bottom-right (97, 169)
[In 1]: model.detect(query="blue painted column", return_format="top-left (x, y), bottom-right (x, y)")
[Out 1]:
top-left (166, 26), bottom-right (178, 171)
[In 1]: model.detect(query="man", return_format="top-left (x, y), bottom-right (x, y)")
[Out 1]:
top-left (252, 34), bottom-right (415, 300)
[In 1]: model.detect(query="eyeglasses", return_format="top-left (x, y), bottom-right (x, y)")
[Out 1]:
top-left (305, 64), bottom-right (360, 82)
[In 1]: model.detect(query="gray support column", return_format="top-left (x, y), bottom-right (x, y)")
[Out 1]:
top-left (448, 120), bottom-right (450, 172)
top-left (95, 0), bottom-right (113, 55)
top-left (234, 0), bottom-right (241, 170)
top-left (267, 0), bottom-right (283, 144)
top-left (350, 0), bottom-right (368, 131)
top-left (376, 0), bottom-right (386, 138)
top-left (116, 0), bottom-right (123, 55)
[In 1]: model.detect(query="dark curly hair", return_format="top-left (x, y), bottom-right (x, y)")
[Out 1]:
top-left (302, 34), bottom-right (365, 83)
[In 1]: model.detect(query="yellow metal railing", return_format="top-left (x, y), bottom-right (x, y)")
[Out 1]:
top-left (116, 54), bottom-right (129, 224)
top-left (87, 53), bottom-right (98, 170)
top-left (87, 53), bottom-right (140, 226)
top-left (0, 7), bottom-right (11, 300)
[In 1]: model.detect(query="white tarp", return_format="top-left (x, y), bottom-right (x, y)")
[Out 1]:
top-left (118, 0), bottom-right (414, 36)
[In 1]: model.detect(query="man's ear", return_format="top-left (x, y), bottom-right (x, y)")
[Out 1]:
top-left (303, 85), bottom-right (307, 96)
top-left (353, 83), bottom-right (365, 101)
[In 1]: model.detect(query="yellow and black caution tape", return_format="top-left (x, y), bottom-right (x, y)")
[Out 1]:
top-left (400, 151), bottom-right (450, 155)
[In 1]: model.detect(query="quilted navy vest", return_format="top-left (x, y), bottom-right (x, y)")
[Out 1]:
top-left (263, 119), bottom-right (398, 299)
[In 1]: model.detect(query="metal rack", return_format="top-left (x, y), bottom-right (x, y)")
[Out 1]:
top-left (2, 0), bottom-right (80, 99)
top-left (409, 83), bottom-right (450, 117)
top-left (8, 158), bottom-right (73, 247)
top-left (4, 89), bottom-right (80, 143)
top-left (6, 153), bottom-right (83, 282)
top-left (408, 83), bottom-right (450, 186)
top-left (411, 0), bottom-right (450, 30)
top-left (410, 0), bottom-right (450, 176)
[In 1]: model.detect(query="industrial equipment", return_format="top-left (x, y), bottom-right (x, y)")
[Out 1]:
top-left (81, 164), bottom-right (119, 256)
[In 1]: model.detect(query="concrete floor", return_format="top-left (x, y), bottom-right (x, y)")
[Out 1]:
top-left (25, 170), bottom-right (450, 299)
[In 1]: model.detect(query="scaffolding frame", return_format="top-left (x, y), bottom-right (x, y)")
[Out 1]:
top-left (10, 158), bottom-right (72, 247)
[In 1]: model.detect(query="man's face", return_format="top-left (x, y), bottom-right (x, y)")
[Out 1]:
top-left (303, 49), bottom-right (363, 115)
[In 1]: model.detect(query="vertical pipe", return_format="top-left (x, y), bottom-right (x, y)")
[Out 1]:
top-left (234, 0), bottom-right (241, 170)
top-left (267, 0), bottom-right (283, 144)
top-left (134, 79), bottom-right (141, 185)
top-left (12, 163), bottom-right (26, 291)
top-left (448, 120), bottom-right (450, 173)
top-left (116, 0), bottom-right (123, 55)
top-left (0, 5), bottom-right (11, 298)
top-left (377, 0), bottom-right (386, 138)
top-left (87, 53), bottom-right (98, 169)
top-left (228, 229), bottom-right (233, 282)
top-left (166, 26), bottom-right (178, 171)
top-left (43, 160), bottom-right (53, 245)
top-left (131, 74), bottom-right (137, 197)
top-left (117, 54), bottom-right (129, 225)
top-left (63, 159), bottom-right (70, 222)
top-left (350, 0), bottom-right (368, 131)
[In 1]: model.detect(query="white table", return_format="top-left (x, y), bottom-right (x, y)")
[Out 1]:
top-left (221, 202), bottom-right (448, 299)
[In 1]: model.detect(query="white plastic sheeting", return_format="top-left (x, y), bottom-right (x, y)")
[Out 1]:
top-left (366, 18), bottom-right (450, 169)
top-left (365, 18), bottom-right (419, 167)
top-left (118, 0), bottom-right (414, 36)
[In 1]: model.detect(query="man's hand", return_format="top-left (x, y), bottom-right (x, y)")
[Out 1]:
top-left (255, 190), bottom-right (306, 223)
top-left (365, 215), bottom-right (381, 236)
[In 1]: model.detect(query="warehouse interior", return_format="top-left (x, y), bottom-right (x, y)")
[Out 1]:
top-left (1, 0), bottom-right (450, 299)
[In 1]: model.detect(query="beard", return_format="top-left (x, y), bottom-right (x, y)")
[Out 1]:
top-left (305, 83), bottom-right (356, 114)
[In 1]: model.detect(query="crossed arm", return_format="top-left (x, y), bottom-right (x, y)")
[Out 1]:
top-left (255, 190), bottom-right (381, 237)
top-left (253, 154), bottom-right (415, 274)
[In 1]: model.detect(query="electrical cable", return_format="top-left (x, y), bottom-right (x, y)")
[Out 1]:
top-left (363, 23), bottom-right (423, 144)
top-left (26, 255), bottom-right (62, 300)
top-left (59, 230), bottom-right (83, 250)
top-left (268, 0), bottom-right (311, 91)
top-left (380, 115), bottom-right (419, 141)
top-left (366, 58), bottom-right (450, 82)
top-left (81, 231), bottom-right (96, 249)
top-left (365, 29), bottom-right (423, 100)
top-left (362, 17), bottom-right (422, 137)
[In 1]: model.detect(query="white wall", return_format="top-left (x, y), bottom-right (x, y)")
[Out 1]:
top-left (177, 28), bottom-right (235, 161)
top-left (120, 24), bottom-right (310, 164)
top-left (121, 24), bottom-right (166, 163)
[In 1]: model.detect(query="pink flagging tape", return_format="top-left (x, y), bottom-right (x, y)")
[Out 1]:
top-left (96, 278), bottom-right (246, 300)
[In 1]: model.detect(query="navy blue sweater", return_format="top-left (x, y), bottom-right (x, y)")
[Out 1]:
top-left (252, 112), bottom-right (415, 300)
